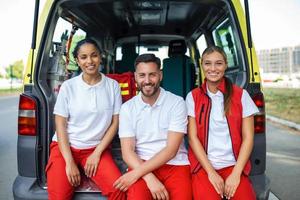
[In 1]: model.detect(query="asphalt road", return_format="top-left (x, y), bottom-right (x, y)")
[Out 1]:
top-left (0, 96), bottom-right (19, 200)
top-left (0, 96), bottom-right (299, 200)
top-left (266, 121), bottom-right (300, 200)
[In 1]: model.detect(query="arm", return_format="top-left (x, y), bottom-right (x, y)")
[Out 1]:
top-left (84, 115), bottom-right (119, 177)
top-left (114, 103), bottom-right (157, 183)
top-left (188, 116), bottom-right (224, 197)
top-left (224, 115), bottom-right (254, 198)
top-left (114, 133), bottom-right (183, 199)
top-left (120, 137), bottom-right (144, 169)
top-left (118, 137), bottom-right (165, 192)
top-left (55, 115), bottom-right (81, 187)
top-left (132, 130), bottom-right (183, 176)
top-left (85, 81), bottom-right (122, 177)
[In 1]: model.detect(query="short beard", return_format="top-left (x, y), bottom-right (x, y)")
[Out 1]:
top-left (138, 83), bottom-right (160, 98)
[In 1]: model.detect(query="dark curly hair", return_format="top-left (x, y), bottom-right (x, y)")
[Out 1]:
top-left (72, 38), bottom-right (102, 59)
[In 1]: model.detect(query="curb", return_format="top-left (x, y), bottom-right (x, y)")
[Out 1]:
top-left (0, 95), bottom-right (19, 100)
top-left (266, 115), bottom-right (300, 131)
top-left (268, 192), bottom-right (280, 200)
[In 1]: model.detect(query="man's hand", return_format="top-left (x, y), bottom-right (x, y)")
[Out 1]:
top-left (144, 174), bottom-right (169, 200)
top-left (65, 160), bottom-right (81, 187)
top-left (113, 170), bottom-right (140, 192)
top-left (84, 151), bottom-right (101, 177)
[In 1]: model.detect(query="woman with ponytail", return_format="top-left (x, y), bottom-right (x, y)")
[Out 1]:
top-left (186, 46), bottom-right (258, 200)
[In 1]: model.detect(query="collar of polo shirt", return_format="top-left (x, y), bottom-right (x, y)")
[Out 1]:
top-left (78, 73), bottom-right (105, 89)
top-left (137, 87), bottom-right (165, 108)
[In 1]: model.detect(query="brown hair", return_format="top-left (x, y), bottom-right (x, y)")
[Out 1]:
top-left (134, 53), bottom-right (161, 70)
top-left (201, 46), bottom-right (233, 115)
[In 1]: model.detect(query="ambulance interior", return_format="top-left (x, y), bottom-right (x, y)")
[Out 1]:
top-left (36, 0), bottom-right (266, 197)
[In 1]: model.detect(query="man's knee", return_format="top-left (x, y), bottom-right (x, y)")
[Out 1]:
top-left (127, 179), bottom-right (152, 200)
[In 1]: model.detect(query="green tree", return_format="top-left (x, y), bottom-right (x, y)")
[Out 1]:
top-left (6, 60), bottom-right (24, 79)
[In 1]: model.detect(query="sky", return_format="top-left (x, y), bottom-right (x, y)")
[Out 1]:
top-left (0, 0), bottom-right (300, 68)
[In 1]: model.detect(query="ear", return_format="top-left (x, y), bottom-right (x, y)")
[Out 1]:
top-left (75, 58), bottom-right (82, 71)
top-left (159, 70), bottom-right (163, 81)
top-left (134, 72), bottom-right (138, 82)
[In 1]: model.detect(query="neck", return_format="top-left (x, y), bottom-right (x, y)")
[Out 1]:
top-left (142, 88), bottom-right (161, 106)
top-left (82, 73), bottom-right (101, 85)
top-left (206, 81), bottom-right (220, 94)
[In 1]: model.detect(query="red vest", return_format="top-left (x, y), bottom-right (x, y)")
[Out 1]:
top-left (188, 78), bottom-right (251, 175)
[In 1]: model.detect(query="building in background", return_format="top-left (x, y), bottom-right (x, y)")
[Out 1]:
top-left (257, 45), bottom-right (300, 75)
top-left (293, 45), bottom-right (300, 73)
top-left (257, 45), bottom-right (300, 88)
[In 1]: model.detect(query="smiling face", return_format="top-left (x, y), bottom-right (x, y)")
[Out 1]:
top-left (135, 61), bottom-right (162, 99)
top-left (201, 50), bottom-right (227, 85)
top-left (75, 43), bottom-right (101, 76)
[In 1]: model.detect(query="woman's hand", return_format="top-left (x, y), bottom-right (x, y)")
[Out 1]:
top-left (113, 170), bottom-right (140, 192)
top-left (84, 151), bottom-right (101, 177)
top-left (65, 160), bottom-right (81, 187)
top-left (208, 170), bottom-right (225, 198)
top-left (224, 171), bottom-right (240, 199)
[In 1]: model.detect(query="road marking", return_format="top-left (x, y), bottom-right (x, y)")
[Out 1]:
top-left (0, 95), bottom-right (19, 100)
top-left (269, 192), bottom-right (279, 200)
top-left (1, 108), bottom-right (18, 114)
top-left (267, 152), bottom-right (300, 162)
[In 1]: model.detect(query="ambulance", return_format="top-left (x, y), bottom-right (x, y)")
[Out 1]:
top-left (13, 0), bottom-right (270, 199)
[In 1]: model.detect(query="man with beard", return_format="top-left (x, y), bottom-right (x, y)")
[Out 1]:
top-left (113, 54), bottom-right (192, 200)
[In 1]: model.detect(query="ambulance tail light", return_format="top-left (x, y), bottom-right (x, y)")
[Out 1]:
top-left (252, 92), bottom-right (265, 134)
top-left (18, 94), bottom-right (37, 136)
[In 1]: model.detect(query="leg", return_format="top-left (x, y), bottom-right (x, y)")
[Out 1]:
top-left (219, 166), bottom-right (255, 200)
top-left (126, 178), bottom-right (153, 200)
top-left (156, 165), bottom-right (192, 200)
top-left (46, 143), bottom-right (74, 200)
top-left (191, 168), bottom-right (222, 200)
top-left (80, 149), bottom-right (126, 200)
top-left (232, 175), bottom-right (256, 200)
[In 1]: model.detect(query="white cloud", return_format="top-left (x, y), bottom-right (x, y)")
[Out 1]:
top-left (250, 0), bottom-right (300, 50)
top-left (0, 0), bottom-right (45, 67)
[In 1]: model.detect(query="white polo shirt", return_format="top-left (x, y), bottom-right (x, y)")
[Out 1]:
top-left (118, 88), bottom-right (189, 165)
top-left (53, 73), bottom-right (122, 149)
top-left (186, 88), bottom-right (259, 169)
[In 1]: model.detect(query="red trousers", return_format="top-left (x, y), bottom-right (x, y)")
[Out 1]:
top-left (192, 166), bottom-right (256, 200)
top-left (46, 142), bottom-right (126, 200)
top-left (127, 164), bottom-right (192, 200)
